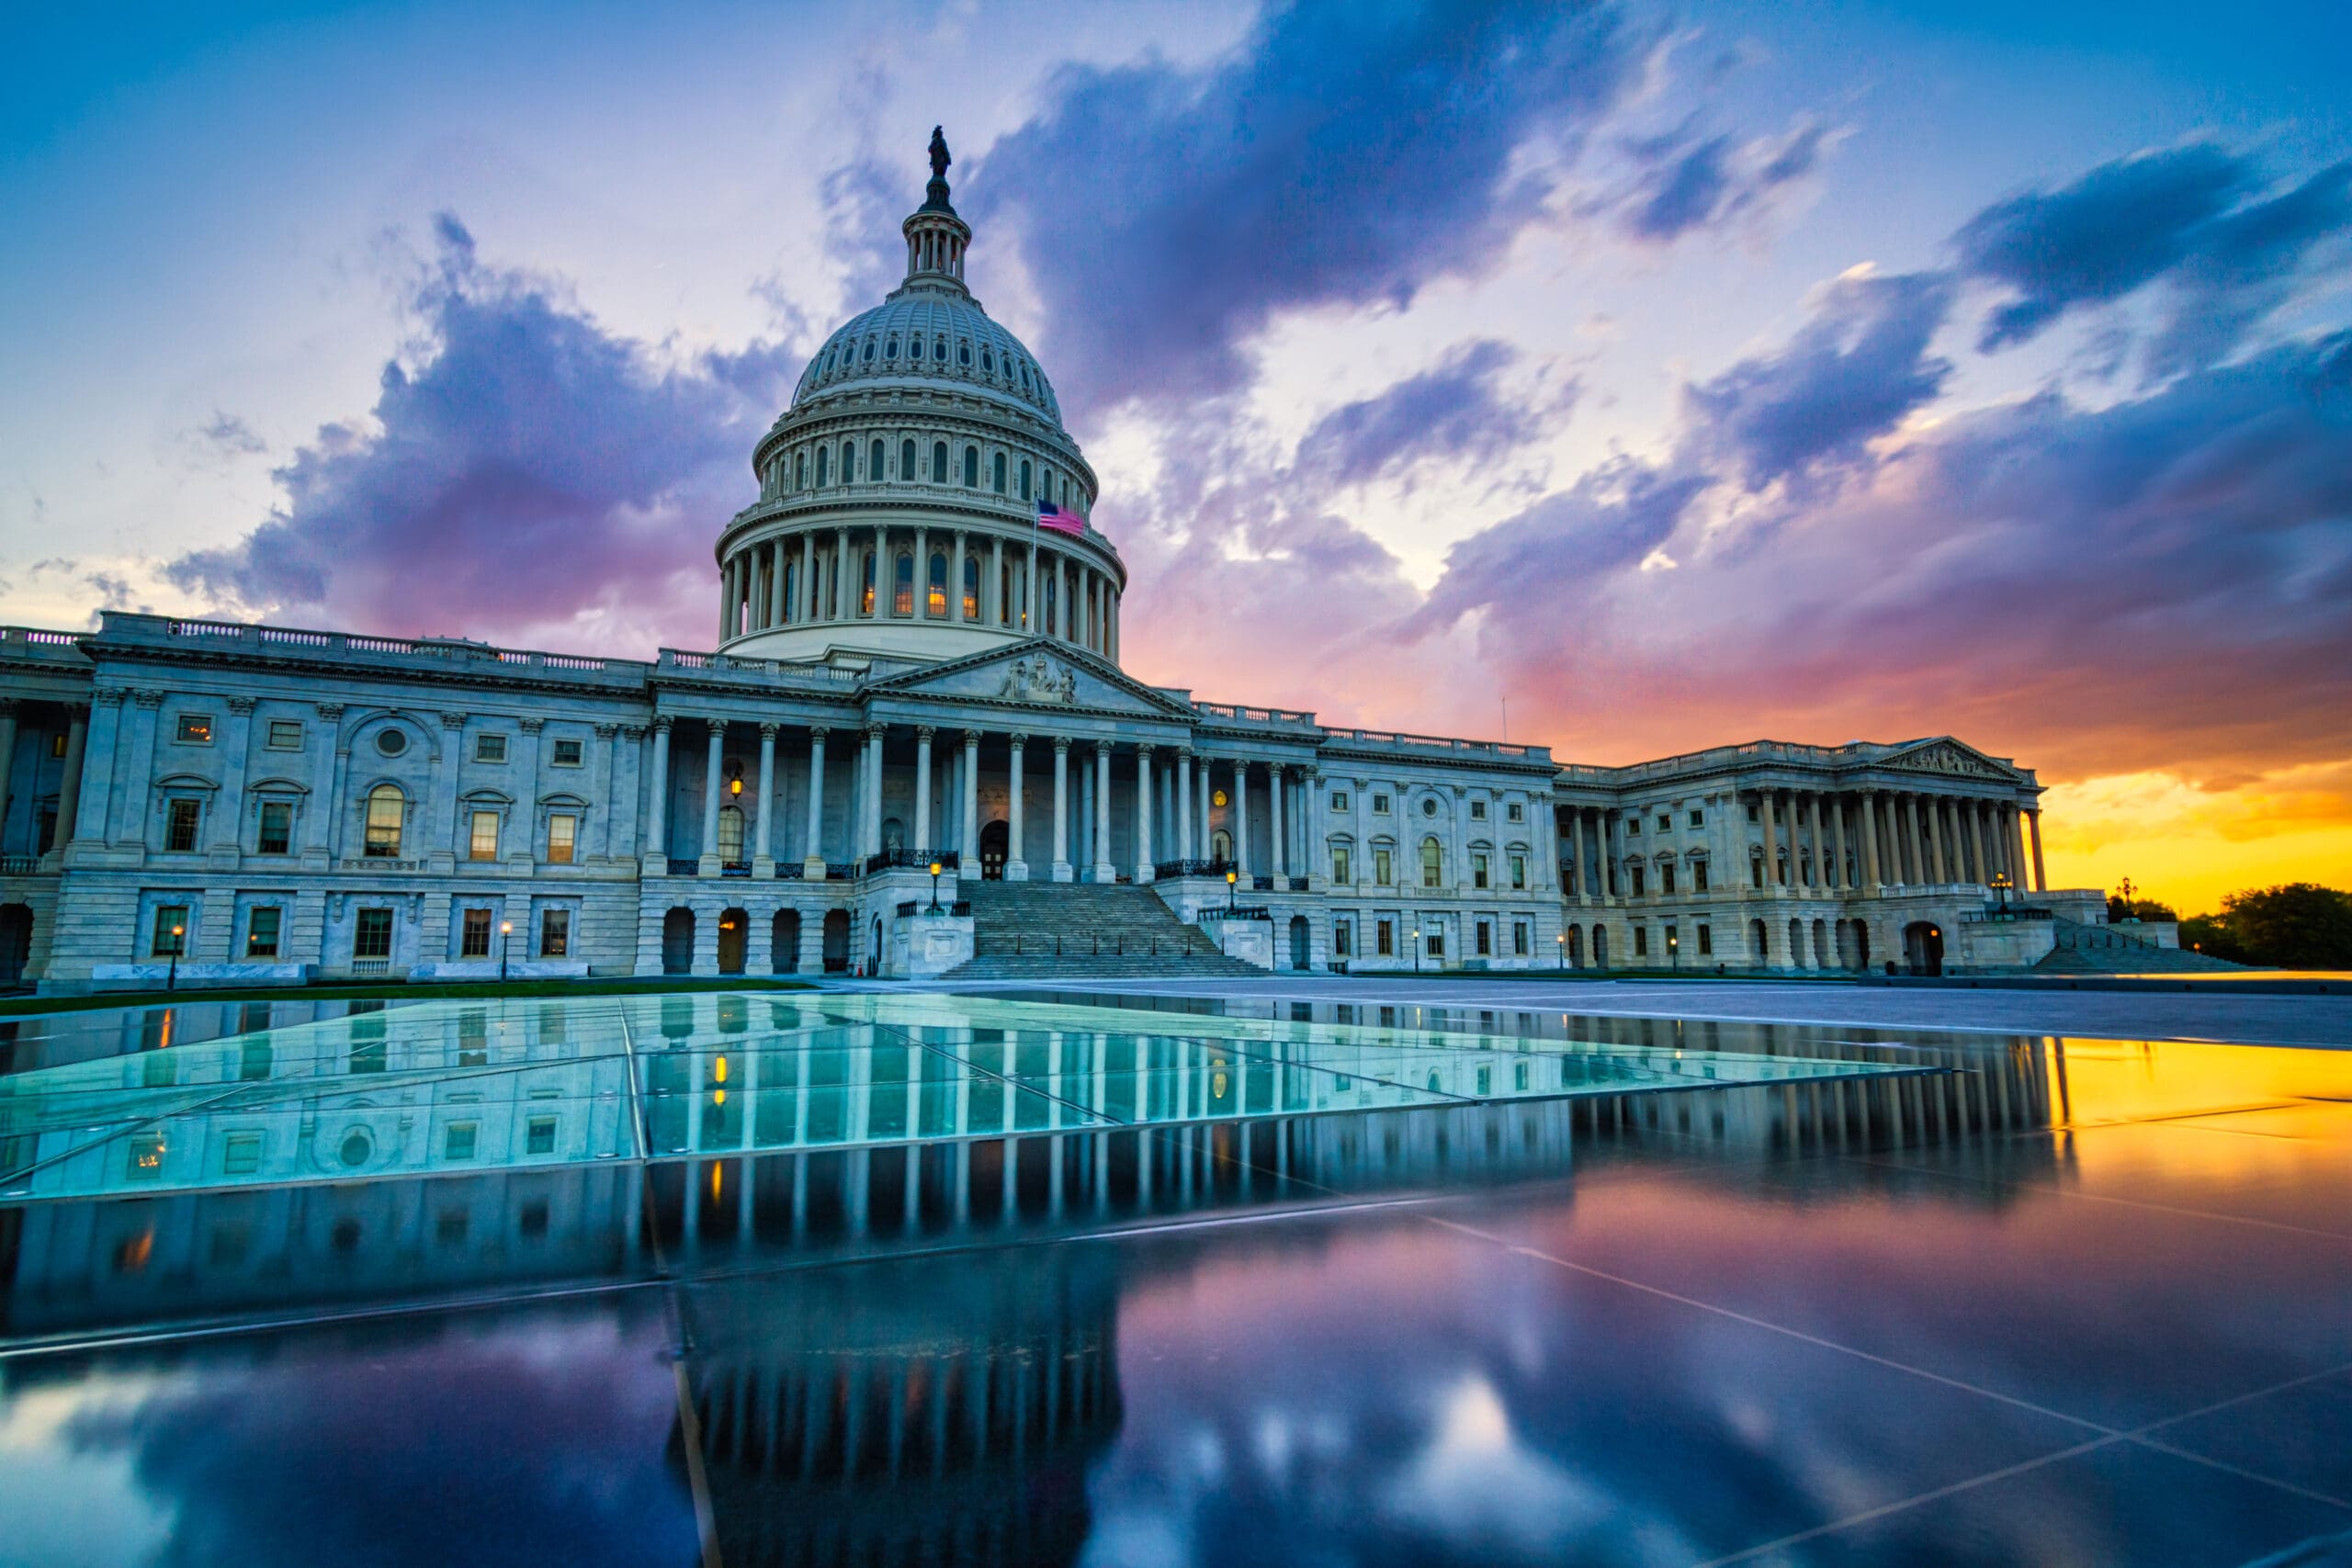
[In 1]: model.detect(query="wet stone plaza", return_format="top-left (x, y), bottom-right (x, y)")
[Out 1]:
top-left (1, 986), bottom-right (2347, 1566)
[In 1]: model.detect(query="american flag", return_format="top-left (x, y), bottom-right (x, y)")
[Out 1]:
top-left (1036, 499), bottom-right (1086, 537)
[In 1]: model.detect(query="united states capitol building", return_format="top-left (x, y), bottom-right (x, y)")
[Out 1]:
top-left (0, 135), bottom-right (2095, 992)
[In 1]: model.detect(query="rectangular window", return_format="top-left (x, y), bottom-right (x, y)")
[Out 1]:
top-left (539, 908), bottom-right (570, 957)
top-left (1371, 794), bottom-right (1390, 814)
top-left (526, 1116), bottom-right (558, 1156)
top-left (1693, 861), bottom-right (1710, 893)
top-left (458, 1009), bottom-right (488, 1066)
top-left (1661, 863), bottom-right (1677, 895)
top-left (1376, 919), bottom-right (1395, 957)
top-left (1508, 802), bottom-right (1524, 822)
top-left (1334, 921), bottom-right (1352, 957)
top-left (1473, 852), bottom-right (1489, 889)
top-left (1657, 814), bottom-right (1672, 833)
top-left (1471, 800), bottom-right (1487, 820)
top-left (1331, 845), bottom-right (1351, 884)
top-left (1329, 791), bottom-right (1350, 812)
top-left (1626, 818), bottom-right (1641, 835)
top-left (1513, 921), bottom-right (1531, 956)
top-left (1747, 803), bottom-right (1760, 822)
top-left (1753, 859), bottom-right (1766, 889)
top-left (175, 714), bottom-right (213, 745)
top-left (460, 908), bottom-right (493, 958)
top-left (1426, 931), bottom-right (1444, 958)
top-left (1690, 808), bottom-right (1705, 828)
top-left (1476, 920), bottom-right (1492, 956)
top-left (151, 905), bottom-right (187, 957)
top-left (445, 1122), bottom-right (479, 1161)
top-left (1634, 926), bottom-right (1649, 958)
top-left (1629, 864), bottom-right (1646, 897)
top-left (469, 810), bottom-right (500, 861)
top-left (245, 906), bottom-right (281, 958)
top-left (1510, 853), bottom-right (1526, 890)
top-left (353, 907), bottom-right (393, 960)
top-left (221, 1132), bottom-right (263, 1176)
top-left (550, 738), bottom-right (583, 767)
top-left (1374, 848), bottom-right (1392, 886)
top-left (256, 800), bottom-right (292, 854)
top-left (475, 733), bottom-right (508, 763)
top-left (1698, 923), bottom-right (1713, 956)
top-left (164, 797), bottom-right (200, 852)
top-left (266, 719), bottom-right (304, 750)
top-left (547, 814), bottom-right (577, 864)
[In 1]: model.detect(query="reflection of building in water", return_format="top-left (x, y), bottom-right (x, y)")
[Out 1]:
top-left (683, 1250), bottom-right (1122, 1568)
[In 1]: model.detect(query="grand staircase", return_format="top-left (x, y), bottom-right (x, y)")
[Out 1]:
top-left (940, 881), bottom-right (1265, 981)
top-left (2033, 917), bottom-right (2246, 975)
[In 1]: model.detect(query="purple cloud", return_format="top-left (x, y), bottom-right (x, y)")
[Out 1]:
top-left (1294, 339), bottom-right (1558, 491)
top-left (973, 0), bottom-right (1648, 420)
top-left (1613, 117), bottom-right (1834, 244)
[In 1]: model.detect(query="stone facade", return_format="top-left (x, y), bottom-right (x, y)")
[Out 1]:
top-left (0, 138), bottom-right (2088, 988)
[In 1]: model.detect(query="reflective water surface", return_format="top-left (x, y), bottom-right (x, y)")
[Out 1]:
top-left (1, 989), bottom-right (2346, 1566)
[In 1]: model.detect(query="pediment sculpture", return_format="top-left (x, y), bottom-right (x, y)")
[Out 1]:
top-left (996, 654), bottom-right (1078, 705)
top-left (1894, 741), bottom-right (2007, 779)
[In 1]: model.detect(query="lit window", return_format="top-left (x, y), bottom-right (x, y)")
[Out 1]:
top-left (717, 805), bottom-right (745, 862)
top-left (861, 551), bottom-right (876, 615)
top-left (461, 908), bottom-right (493, 958)
top-left (540, 908), bottom-right (570, 957)
top-left (151, 905), bottom-right (188, 957)
top-left (257, 800), bottom-right (292, 854)
top-left (364, 785), bottom-right (404, 857)
top-left (353, 907), bottom-right (394, 959)
top-left (474, 733), bottom-right (507, 763)
top-left (551, 738), bottom-right (583, 767)
top-left (165, 797), bottom-right (201, 852)
top-left (246, 906), bottom-right (281, 957)
top-left (894, 552), bottom-right (915, 616)
top-left (548, 814), bottom-right (577, 864)
top-left (928, 551), bottom-right (948, 616)
top-left (962, 556), bottom-right (980, 619)
top-left (469, 810), bottom-right (500, 861)
top-left (175, 714), bottom-right (213, 744)
top-left (266, 719), bottom-right (304, 750)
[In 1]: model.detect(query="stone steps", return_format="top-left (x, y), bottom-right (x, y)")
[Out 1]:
top-left (941, 881), bottom-right (1262, 980)
top-left (2034, 918), bottom-right (2245, 975)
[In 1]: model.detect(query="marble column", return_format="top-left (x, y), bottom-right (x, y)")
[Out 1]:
top-left (0, 701), bottom-right (17, 841)
top-left (1760, 792), bottom-right (1781, 890)
top-left (1601, 808), bottom-right (1620, 898)
top-left (833, 526), bottom-right (852, 618)
top-left (1051, 738), bottom-right (1072, 882)
top-left (912, 727), bottom-right (934, 856)
top-left (1860, 791), bottom-right (1882, 887)
top-left (1805, 794), bottom-right (1826, 888)
top-left (863, 725), bottom-right (885, 862)
top-left (48, 704), bottom-right (88, 863)
top-left (1092, 744), bottom-right (1114, 880)
top-left (644, 716), bottom-right (673, 868)
top-left (1926, 795), bottom-right (1949, 882)
top-left (1175, 748), bottom-right (1193, 861)
top-left (798, 534), bottom-right (816, 622)
top-left (2028, 807), bottom-right (2046, 892)
top-left (1827, 794), bottom-right (1849, 889)
top-left (803, 728), bottom-right (828, 875)
top-left (697, 718), bottom-right (724, 874)
top-left (1006, 734), bottom-right (1028, 879)
top-left (1196, 754), bottom-right (1212, 861)
top-left (753, 723), bottom-right (778, 872)
top-left (952, 532), bottom-right (969, 621)
top-left (989, 536), bottom-right (1005, 626)
top-left (1232, 761), bottom-right (1250, 881)
top-left (1270, 765), bottom-right (1287, 881)
top-left (961, 730), bottom-right (979, 861)
top-left (1135, 745), bottom-right (1154, 882)
top-left (1573, 807), bottom-right (1592, 902)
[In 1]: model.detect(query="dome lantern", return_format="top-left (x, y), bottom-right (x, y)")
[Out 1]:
top-left (902, 126), bottom-right (972, 288)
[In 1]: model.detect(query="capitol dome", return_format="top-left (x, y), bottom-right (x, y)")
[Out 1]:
top-left (714, 129), bottom-right (1119, 670)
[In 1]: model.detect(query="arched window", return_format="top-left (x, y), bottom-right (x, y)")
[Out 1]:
top-left (842, 441), bottom-right (856, 481)
top-left (909, 336), bottom-right (922, 360)
top-left (1420, 836), bottom-right (1443, 888)
top-left (884, 335), bottom-right (898, 360)
top-left (796, 451), bottom-right (808, 488)
top-left (981, 348), bottom-right (994, 375)
top-left (860, 550), bottom-right (876, 615)
top-left (963, 446), bottom-right (978, 487)
top-left (900, 438), bottom-right (915, 479)
top-left (1020, 459), bottom-right (1033, 501)
top-left (870, 438), bottom-right (884, 479)
top-left (717, 805), bottom-right (745, 862)
top-left (963, 555), bottom-right (980, 619)
top-left (932, 440), bottom-right (948, 481)
top-left (927, 551), bottom-right (948, 616)
top-left (992, 452), bottom-right (1007, 493)
top-left (862, 339), bottom-right (876, 362)
top-left (893, 552), bottom-right (914, 616)
top-left (1212, 829), bottom-right (1232, 861)
top-left (781, 560), bottom-right (797, 622)
top-left (959, 341), bottom-right (971, 366)
top-left (364, 784), bottom-right (404, 858)
top-left (815, 446), bottom-right (829, 487)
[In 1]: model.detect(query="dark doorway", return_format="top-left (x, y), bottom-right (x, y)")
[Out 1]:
top-left (1288, 914), bottom-right (1309, 971)
top-left (1591, 925), bottom-right (1609, 969)
top-left (661, 908), bottom-right (694, 975)
top-left (1904, 920), bottom-right (1945, 976)
top-left (821, 909), bottom-right (850, 973)
top-left (869, 917), bottom-right (884, 973)
top-left (0, 904), bottom-right (30, 985)
top-left (718, 908), bottom-right (749, 976)
top-left (772, 909), bottom-right (800, 974)
top-left (980, 819), bottom-right (1009, 880)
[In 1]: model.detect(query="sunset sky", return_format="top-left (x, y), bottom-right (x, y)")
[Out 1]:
top-left (4, 1), bottom-right (2348, 914)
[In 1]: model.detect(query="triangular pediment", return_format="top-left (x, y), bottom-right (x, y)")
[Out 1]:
top-left (1880, 737), bottom-right (2024, 782)
top-left (868, 639), bottom-right (1194, 720)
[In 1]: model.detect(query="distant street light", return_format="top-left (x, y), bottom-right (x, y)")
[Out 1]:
top-left (1226, 868), bottom-right (1238, 912)
top-left (1668, 929), bottom-right (1679, 973)
top-left (499, 919), bottom-right (514, 983)
top-left (929, 859), bottom-right (944, 913)
top-left (1409, 927), bottom-right (1421, 974)
top-left (1556, 931), bottom-right (1566, 971)
top-left (166, 922), bottom-right (184, 991)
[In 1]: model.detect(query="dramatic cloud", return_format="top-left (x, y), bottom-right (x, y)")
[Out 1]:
top-left (1955, 143), bottom-right (2352, 363)
top-left (1683, 267), bottom-right (1952, 486)
top-left (975, 0), bottom-right (1647, 419)
top-left (166, 216), bottom-right (791, 650)
top-left (1611, 117), bottom-right (1835, 244)
top-left (1292, 339), bottom-right (1556, 491)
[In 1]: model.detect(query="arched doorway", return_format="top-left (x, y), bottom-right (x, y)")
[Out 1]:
top-left (1853, 922), bottom-right (1871, 972)
top-left (979, 819), bottom-right (1008, 879)
top-left (1211, 828), bottom-right (1232, 863)
top-left (881, 816), bottom-right (905, 856)
top-left (1788, 919), bottom-right (1807, 970)
top-left (1591, 924), bottom-right (1609, 970)
top-left (0, 904), bottom-right (30, 986)
top-left (662, 908), bottom-right (695, 975)
top-left (717, 908), bottom-right (748, 976)
top-left (869, 916), bottom-right (884, 973)
top-left (1288, 915), bottom-right (1309, 971)
top-left (1904, 920), bottom-right (1945, 976)
top-left (772, 909), bottom-right (800, 974)
top-left (1749, 919), bottom-right (1769, 967)
top-left (1812, 918), bottom-right (1830, 968)
top-left (821, 909), bottom-right (850, 973)
top-left (1567, 924), bottom-right (1583, 967)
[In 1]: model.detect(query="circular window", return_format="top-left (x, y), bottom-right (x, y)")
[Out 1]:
top-left (375, 728), bottom-right (408, 758)
top-left (338, 1128), bottom-right (372, 1167)
top-left (1421, 797), bottom-right (1438, 817)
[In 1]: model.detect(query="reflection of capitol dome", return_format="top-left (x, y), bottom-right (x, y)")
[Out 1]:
top-left (718, 128), bottom-right (1118, 670)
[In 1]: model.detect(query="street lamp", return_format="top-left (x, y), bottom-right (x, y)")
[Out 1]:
top-left (1556, 931), bottom-right (1566, 971)
top-left (499, 919), bottom-right (514, 983)
top-left (166, 922), bottom-right (184, 991)
top-left (1226, 867), bottom-right (1238, 912)
top-left (1668, 929), bottom-right (1679, 973)
top-left (928, 859), bottom-right (944, 913)
top-left (1409, 927), bottom-right (1421, 974)
top-left (1990, 872), bottom-right (2013, 914)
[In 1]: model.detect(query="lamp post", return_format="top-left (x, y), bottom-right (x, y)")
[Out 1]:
top-left (1226, 868), bottom-right (1238, 913)
top-left (499, 919), bottom-right (513, 984)
top-left (928, 859), bottom-right (944, 914)
top-left (1556, 931), bottom-right (1566, 971)
top-left (1668, 929), bottom-right (1679, 973)
top-left (1409, 927), bottom-right (1421, 974)
top-left (166, 922), bottom-right (184, 991)
top-left (1990, 872), bottom-right (2012, 914)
